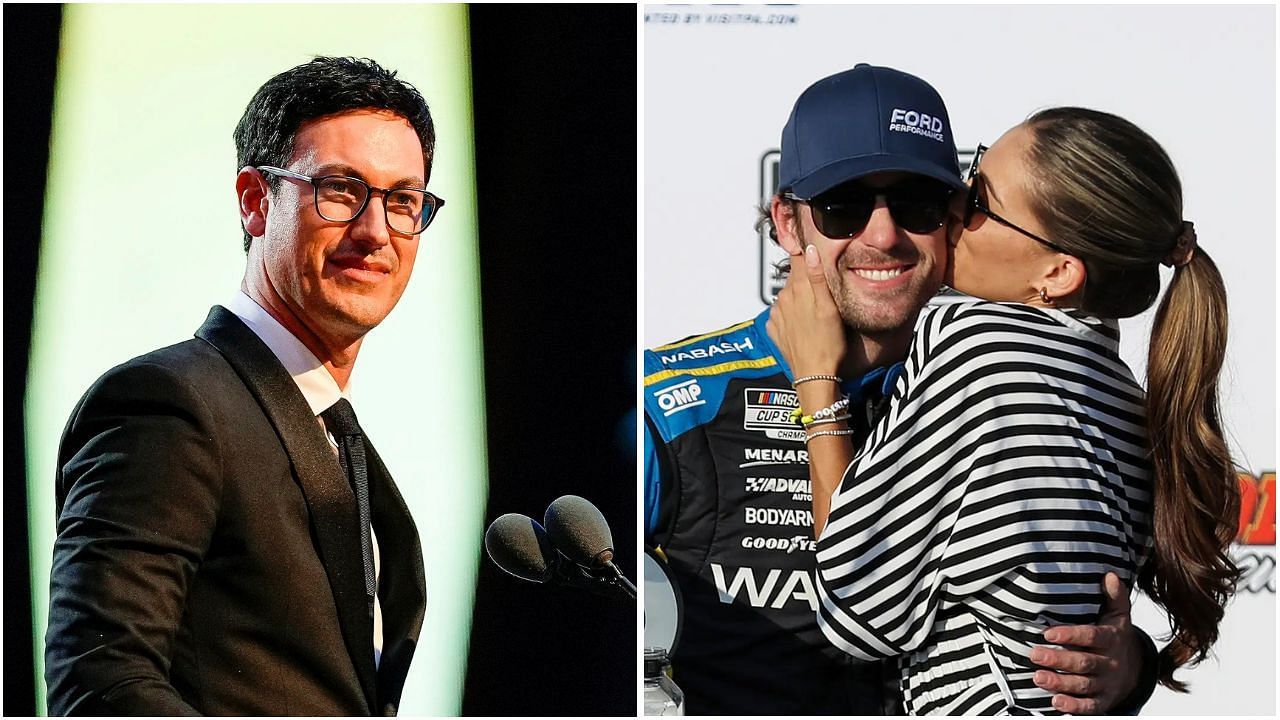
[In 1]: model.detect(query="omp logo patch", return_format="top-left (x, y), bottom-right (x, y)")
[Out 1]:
top-left (653, 379), bottom-right (704, 417)
top-left (743, 388), bottom-right (804, 441)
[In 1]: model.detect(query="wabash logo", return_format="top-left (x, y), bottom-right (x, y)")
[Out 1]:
top-left (711, 563), bottom-right (818, 610)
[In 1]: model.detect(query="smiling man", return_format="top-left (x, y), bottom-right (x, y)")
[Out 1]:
top-left (45, 57), bottom-right (440, 715)
top-left (643, 64), bottom-right (1158, 715)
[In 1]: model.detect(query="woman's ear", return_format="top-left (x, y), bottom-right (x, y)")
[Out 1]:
top-left (1043, 253), bottom-right (1087, 303)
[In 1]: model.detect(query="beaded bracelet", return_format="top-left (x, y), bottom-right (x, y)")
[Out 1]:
top-left (792, 374), bottom-right (842, 387)
top-left (805, 414), bottom-right (851, 428)
top-left (789, 396), bottom-right (851, 426)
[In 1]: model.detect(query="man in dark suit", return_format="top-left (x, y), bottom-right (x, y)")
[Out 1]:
top-left (45, 56), bottom-right (444, 715)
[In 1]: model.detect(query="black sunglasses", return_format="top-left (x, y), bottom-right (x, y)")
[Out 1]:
top-left (964, 144), bottom-right (1068, 253)
top-left (784, 178), bottom-right (955, 238)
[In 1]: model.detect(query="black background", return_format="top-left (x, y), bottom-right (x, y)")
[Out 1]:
top-left (3, 4), bottom-right (636, 716)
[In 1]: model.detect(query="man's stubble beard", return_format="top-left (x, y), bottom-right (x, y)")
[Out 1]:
top-left (795, 223), bottom-right (931, 337)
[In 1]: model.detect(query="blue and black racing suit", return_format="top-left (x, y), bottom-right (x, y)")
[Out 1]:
top-left (643, 308), bottom-right (903, 716)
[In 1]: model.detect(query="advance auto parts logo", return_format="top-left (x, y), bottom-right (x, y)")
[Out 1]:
top-left (757, 148), bottom-right (977, 306)
top-left (1235, 471), bottom-right (1275, 594)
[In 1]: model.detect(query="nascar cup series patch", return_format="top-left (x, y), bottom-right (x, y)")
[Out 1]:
top-left (743, 388), bottom-right (805, 442)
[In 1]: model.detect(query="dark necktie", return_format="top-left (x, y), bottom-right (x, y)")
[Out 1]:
top-left (321, 398), bottom-right (376, 600)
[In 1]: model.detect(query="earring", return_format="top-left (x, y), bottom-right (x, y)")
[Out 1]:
top-left (1039, 287), bottom-right (1054, 305)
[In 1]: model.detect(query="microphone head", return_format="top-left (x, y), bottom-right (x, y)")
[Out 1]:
top-left (544, 495), bottom-right (614, 567)
top-left (484, 513), bottom-right (555, 583)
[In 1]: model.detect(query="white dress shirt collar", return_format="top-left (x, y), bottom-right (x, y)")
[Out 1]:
top-left (225, 290), bottom-right (350, 415)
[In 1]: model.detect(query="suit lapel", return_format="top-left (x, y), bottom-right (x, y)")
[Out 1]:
top-left (195, 306), bottom-right (379, 710)
top-left (364, 440), bottom-right (426, 715)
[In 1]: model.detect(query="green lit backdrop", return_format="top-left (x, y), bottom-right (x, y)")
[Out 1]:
top-left (25, 5), bottom-right (486, 714)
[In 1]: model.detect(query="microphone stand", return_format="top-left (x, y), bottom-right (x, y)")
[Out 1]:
top-left (602, 560), bottom-right (637, 600)
top-left (547, 549), bottom-right (636, 601)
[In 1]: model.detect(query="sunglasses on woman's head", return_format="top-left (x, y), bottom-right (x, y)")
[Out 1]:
top-left (785, 178), bottom-right (955, 238)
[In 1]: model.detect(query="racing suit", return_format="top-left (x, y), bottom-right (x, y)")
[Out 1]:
top-left (643, 308), bottom-right (902, 715)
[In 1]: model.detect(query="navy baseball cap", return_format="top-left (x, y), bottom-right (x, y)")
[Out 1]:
top-left (778, 64), bottom-right (964, 199)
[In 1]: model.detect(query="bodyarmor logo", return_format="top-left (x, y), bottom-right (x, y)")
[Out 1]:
top-left (743, 387), bottom-right (805, 441)
top-left (711, 563), bottom-right (819, 610)
top-left (660, 338), bottom-right (754, 365)
top-left (745, 506), bottom-right (813, 527)
top-left (653, 379), bottom-right (704, 417)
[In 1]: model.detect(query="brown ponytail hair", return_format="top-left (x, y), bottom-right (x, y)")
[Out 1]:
top-left (1021, 107), bottom-right (1240, 691)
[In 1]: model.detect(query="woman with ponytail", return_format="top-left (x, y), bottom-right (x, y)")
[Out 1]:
top-left (1012, 108), bottom-right (1239, 692)
top-left (771, 107), bottom-right (1238, 714)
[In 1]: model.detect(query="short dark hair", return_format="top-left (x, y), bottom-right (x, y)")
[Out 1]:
top-left (233, 56), bottom-right (436, 251)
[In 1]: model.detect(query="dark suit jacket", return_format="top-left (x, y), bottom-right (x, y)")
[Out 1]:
top-left (45, 306), bottom-right (426, 716)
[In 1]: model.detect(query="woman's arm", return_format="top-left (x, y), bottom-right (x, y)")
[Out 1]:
top-left (766, 245), bottom-right (855, 536)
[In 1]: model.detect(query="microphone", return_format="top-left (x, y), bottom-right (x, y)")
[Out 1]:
top-left (544, 495), bottom-right (637, 600)
top-left (483, 507), bottom-right (634, 601)
top-left (484, 513), bottom-right (554, 583)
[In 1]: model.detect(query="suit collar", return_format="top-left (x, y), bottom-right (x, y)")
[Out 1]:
top-left (195, 305), bottom-right (379, 710)
top-left (224, 291), bottom-right (347, 416)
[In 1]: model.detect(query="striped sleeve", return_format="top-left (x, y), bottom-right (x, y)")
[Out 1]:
top-left (813, 302), bottom-right (1150, 710)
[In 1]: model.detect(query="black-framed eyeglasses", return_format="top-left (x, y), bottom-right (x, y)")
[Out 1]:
top-left (783, 178), bottom-right (955, 238)
top-left (963, 144), bottom-right (1067, 254)
top-left (257, 165), bottom-right (445, 236)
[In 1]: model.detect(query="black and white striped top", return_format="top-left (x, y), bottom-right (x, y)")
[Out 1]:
top-left (815, 301), bottom-right (1153, 715)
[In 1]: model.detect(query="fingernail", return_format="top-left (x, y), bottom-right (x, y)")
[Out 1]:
top-left (805, 245), bottom-right (820, 267)
top-left (1029, 648), bottom-right (1045, 663)
top-left (1034, 671), bottom-right (1049, 685)
top-left (1054, 696), bottom-right (1068, 710)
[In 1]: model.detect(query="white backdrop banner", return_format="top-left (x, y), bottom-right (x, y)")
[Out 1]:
top-left (644, 4), bottom-right (1275, 715)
